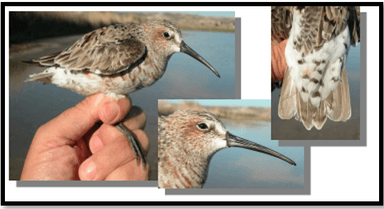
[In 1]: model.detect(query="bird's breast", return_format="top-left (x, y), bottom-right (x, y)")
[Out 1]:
top-left (159, 160), bottom-right (208, 189)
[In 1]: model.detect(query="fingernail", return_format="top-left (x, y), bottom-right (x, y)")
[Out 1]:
top-left (83, 161), bottom-right (97, 180)
top-left (103, 102), bottom-right (119, 122)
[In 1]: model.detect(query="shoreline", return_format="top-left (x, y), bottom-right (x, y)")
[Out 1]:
top-left (158, 101), bottom-right (271, 122)
top-left (10, 12), bottom-right (235, 45)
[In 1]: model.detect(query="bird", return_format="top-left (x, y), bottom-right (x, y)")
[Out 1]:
top-left (24, 19), bottom-right (221, 169)
top-left (271, 6), bottom-right (360, 130)
top-left (158, 110), bottom-right (296, 189)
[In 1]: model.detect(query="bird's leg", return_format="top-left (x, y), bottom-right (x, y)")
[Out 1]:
top-left (115, 122), bottom-right (147, 169)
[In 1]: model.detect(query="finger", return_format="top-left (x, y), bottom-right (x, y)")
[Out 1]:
top-left (97, 96), bottom-right (132, 125)
top-left (89, 124), bottom-right (149, 155)
top-left (121, 106), bottom-right (147, 131)
top-left (83, 123), bottom-right (102, 147)
top-left (271, 39), bottom-right (287, 82)
top-left (79, 129), bottom-right (149, 180)
top-left (34, 94), bottom-right (131, 149)
top-left (88, 109), bottom-right (147, 154)
top-left (105, 161), bottom-right (149, 181)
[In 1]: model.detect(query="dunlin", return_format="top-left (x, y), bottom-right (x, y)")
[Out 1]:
top-left (272, 6), bottom-right (360, 130)
top-left (25, 20), bottom-right (220, 168)
top-left (158, 110), bottom-right (296, 189)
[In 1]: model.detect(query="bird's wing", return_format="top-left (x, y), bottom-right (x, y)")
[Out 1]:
top-left (271, 6), bottom-right (292, 92)
top-left (278, 6), bottom-right (358, 130)
top-left (287, 6), bottom-right (359, 57)
top-left (278, 66), bottom-right (297, 119)
top-left (325, 66), bottom-right (351, 122)
top-left (32, 24), bottom-right (146, 75)
top-left (271, 6), bottom-right (293, 44)
top-left (347, 6), bottom-right (360, 46)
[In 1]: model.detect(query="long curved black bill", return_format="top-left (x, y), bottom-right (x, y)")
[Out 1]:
top-left (180, 41), bottom-right (220, 78)
top-left (226, 132), bottom-right (296, 166)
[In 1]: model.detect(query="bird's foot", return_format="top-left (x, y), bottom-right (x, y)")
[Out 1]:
top-left (115, 122), bottom-right (147, 169)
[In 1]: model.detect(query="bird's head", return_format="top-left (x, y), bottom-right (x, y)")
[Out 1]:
top-left (164, 110), bottom-right (296, 166)
top-left (143, 20), bottom-right (220, 78)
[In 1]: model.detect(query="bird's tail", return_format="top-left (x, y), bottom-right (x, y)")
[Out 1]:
top-left (24, 67), bottom-right (56, 84)
top-left (23, 52), bottom-right (62, 84)
top-left (278, 67), bottom-right (351, 130)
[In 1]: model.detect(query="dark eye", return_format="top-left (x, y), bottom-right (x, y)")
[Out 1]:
top-left (163, 32), bottom-right (170, 38)
top-left (197, 123), bottom-right (208, 130)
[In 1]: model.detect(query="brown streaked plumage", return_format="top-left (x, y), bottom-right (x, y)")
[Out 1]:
top-left (271, 6), bottom-right (292, 44)
top-left (273, 6), bottom-right (359, 130)
top-left (158, 110), bottom-right (296, 189)
top-left (25, 20), bottom-right (221, 168)
top-left (26, 20), bottom-right (220, 99)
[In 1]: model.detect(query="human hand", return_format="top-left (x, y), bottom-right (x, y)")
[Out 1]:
top-left (271, 39), bottom-right (287, 83)
top-left (20, 93), bottom-right (149, 181)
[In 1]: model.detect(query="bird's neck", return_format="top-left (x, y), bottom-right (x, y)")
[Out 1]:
top-left (159, 144), bottom-right (223, 189)
top-left (158, 138), bottom-right (216, 188)
top-left (161, 155), bottom-right (210, 189)
top-left (158, 118), bottom-right (224, 189)
top-left (148, 49), bottom-right (170, 69)
top-left (135, 50), bottom-right (168, 84)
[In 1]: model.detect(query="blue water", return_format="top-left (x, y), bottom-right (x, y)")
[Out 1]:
top-left (148, 31), bottom-right (236, 99)
top-left (272, 44), bottom-right (361, 139)
top-left (9, 31), bottom-right (236, 180)
top-left (203, 120), bottom-right (304, 188)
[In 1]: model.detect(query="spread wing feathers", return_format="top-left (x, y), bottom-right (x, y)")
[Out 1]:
top-left (277, 6), bottom-right (359, 130)
top-left (271, 6), bottom-right (293, 44)
top-left (279, 67), bottom-right (351, 130)
top-left (278, 67), bottom-right (297, 119)
top-left (326, 67), bottom-right (351, 122)
top-left (31, 24), bottom-right (146, 75)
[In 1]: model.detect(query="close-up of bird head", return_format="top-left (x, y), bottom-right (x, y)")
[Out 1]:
top-left (158, 110), bottom-right (296, 189)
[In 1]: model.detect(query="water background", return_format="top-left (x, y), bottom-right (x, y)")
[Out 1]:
top-left (9, 31), bottom-right (235, 180)
top-left (203, 120), bottom-right (304, 188)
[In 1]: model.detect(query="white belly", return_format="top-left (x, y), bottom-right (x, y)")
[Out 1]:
top-left (285, 15), bottom-right (350, 107)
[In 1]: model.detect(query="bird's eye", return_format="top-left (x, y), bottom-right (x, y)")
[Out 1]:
top-left (163, 32), bottom-right (170, 38)
top-left (197, 123), bottom-right (208, 130)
